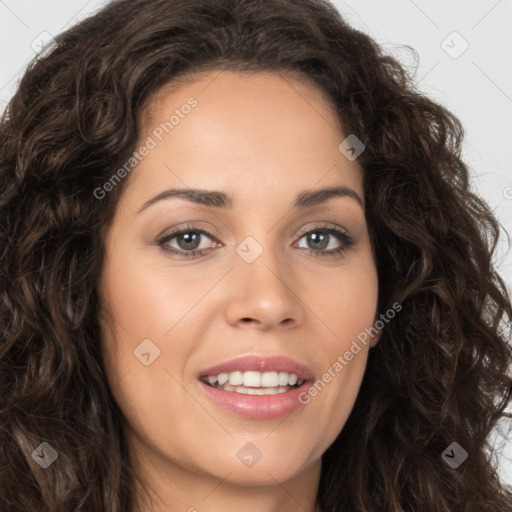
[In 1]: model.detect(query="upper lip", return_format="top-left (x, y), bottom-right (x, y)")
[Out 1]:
top-left (198, 355), bottom-right (315, 381)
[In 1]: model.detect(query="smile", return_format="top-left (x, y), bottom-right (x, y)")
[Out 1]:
top-left (200, 370), bottom-right (305, 395)
top-left (197, 356), bottom-right (314, 419)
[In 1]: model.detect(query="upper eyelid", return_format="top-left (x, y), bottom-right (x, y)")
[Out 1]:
top-left (161, 222), bottom-right (350, 237)
top-left (158, 223), bottom-right (352, 247)
top-left (296, 223), bottom-right (350, 236)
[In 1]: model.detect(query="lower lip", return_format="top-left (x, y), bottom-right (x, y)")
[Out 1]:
top-left (197, 380), bottom-right (311, 419)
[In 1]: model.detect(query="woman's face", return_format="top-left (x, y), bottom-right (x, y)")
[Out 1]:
top-left (98, 70), bottom-right (379, 493)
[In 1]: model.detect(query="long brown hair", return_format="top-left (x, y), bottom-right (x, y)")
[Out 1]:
top-left (1, 0), bottom-right (511, 510)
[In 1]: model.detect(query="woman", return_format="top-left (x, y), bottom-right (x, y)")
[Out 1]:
top-left (0, 0), bottom-right (511, 510)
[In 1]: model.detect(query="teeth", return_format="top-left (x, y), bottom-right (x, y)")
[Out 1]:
top-left (278, 371), bottom-right (289, 386)
top-left (243, 371), bottom-right (261, 387)
top-left (261, 371), bottom-right (278, 387)
top-left (228, 371), bottom-right (243, 386)
top-left (202, 370), bottom-right (304, 389)
top-left (217, 373), bottom-right (229, 385)
top-left (216, 383), bottom-right (290, 395)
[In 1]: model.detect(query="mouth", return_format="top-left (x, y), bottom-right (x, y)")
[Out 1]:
top-left (197, 355), bottom-right (314, 419)
top-left (199, 371), bottom-right (305, 395)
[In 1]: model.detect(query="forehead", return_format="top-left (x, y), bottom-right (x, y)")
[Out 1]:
top-left (141, 69), bottom-right (341, 130)
top-left (123, 70), bottom-right (364, 209)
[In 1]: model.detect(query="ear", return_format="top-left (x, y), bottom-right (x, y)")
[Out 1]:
top-left (369, 327), bottom-right (382, 348)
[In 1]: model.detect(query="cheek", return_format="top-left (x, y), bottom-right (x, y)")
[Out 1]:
top-left (310, 256), bottom-right (379, 345)
top-left (97, 266), bottom-right (197, 458)
top-left (97, 235), bottom-right (213, 425)
top-left (99, 234), bottom-right (209, 339)
top-left (301, 255), bottom-right (378, 437)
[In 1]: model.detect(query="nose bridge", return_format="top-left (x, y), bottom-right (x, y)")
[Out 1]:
top-left (224, 229), bottom-right (303, 328)
top-left (235, 230), bottom-right (290, 293)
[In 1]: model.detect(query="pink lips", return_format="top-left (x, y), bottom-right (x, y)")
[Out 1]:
top-left (197, 355), bottom-right (315, 419)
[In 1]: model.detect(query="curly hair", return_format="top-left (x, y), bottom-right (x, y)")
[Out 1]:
top-left (1, 0), bottom-right (511, 510)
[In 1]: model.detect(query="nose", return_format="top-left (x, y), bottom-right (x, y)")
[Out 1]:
top-left (224, 241), bottom-right (305, 331)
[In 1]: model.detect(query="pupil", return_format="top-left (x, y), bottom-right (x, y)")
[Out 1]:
top-left (309, 232), bottom-right (328, 250)
top-left (179, 232), bottom-right (200, 250)
top-left (177, 231), bottom-right (329, 252)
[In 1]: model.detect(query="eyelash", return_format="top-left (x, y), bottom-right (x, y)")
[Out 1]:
top-left (156, 224), bottom-right (356, 259)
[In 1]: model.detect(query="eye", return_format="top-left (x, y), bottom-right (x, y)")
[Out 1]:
top-left (157, 224), bottom-right (217, 258)
top-left (294, 225), bottom-right (356, 258)
top-left (156, 223), bottom-right (356, 259)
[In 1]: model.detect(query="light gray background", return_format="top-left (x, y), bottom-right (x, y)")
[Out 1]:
top-left (1, 0), bottom-right (511, 489)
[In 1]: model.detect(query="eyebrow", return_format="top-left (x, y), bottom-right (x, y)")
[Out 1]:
top-left (136, 184), bottom-right (363, 214)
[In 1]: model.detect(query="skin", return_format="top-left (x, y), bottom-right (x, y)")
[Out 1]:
top-left (98, 69), bottom-right (381, 512)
